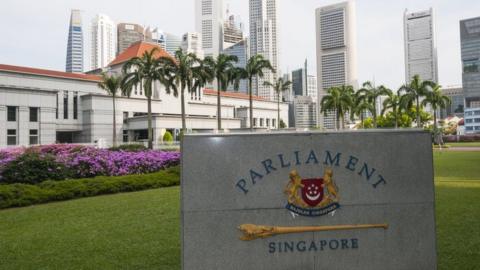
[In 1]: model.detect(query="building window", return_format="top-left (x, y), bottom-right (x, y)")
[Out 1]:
top-left (29, 107), bottom-right (39, 122)
top-left (466, 119), bottom-right (473, 123)
top-left (253, 118), bottom-right (258, 127)
top-left (260, 118), bottom-right (264, 127)
top-left (266, 119), bottom-right (270, 127)
top-left (7, 129), bottom-right (17, 145)
top-left (123, 130), bottom-right (129, 143)
top-left (63, 91), bottom-right (69, 119)
top-left (73, 92), bottom-right (78, 119)
top-left (29, 129), bottom-right (39, 145)
top-left (272, 119), bottom-right (276, 128)
top-left (123, 112), bottom-right (129, 124)
top-left (7, 106), bottom-right (17, 122)
top-left (475, 118), bottom-right (480, 123)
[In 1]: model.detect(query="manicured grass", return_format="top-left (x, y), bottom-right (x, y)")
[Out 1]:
top-left (0, 187), bottom-right (181, 270)
top-left (447, 142), bottom-right (480, 148)
top-left (436, 181), bottom-right (480, 269)
top-left (434, 151), bottom-right (480, 181)
top-left (0, 151), bottom-right (479, 269)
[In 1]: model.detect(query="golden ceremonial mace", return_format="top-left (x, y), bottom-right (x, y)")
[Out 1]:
top-left (238, 223), bottom-right (389, 241)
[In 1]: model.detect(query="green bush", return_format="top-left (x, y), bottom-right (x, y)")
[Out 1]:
top-left (163, 131), bottom-right (174, 143)
top-left (109, 144), bottom-right (147, 152)
top-left (0, 166), bottom-right (180, 209)
top-left (1, 153), bottom-right (71, 184)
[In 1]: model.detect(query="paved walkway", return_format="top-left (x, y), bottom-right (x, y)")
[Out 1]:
top-left (434, 147), bottom-right (480, 152)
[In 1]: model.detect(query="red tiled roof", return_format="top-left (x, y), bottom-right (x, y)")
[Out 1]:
top-left (0, 64), bottom-right (101, 82)
top-left (203, 89), bottom-right (266, 101)
top-left (109, 41), bottom-right (172, 67)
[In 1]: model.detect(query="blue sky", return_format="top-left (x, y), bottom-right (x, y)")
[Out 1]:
top-left (1, 0), bottom-right (480, 88)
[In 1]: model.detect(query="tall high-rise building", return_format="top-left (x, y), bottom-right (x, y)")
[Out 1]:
top-left (249, 0), bottom-right (279, 100)
top-left (91, 14), bottom-right (116, 70)
top-left (293, 96), bottom-right (317, 128)
top-left (224, 13), bottom-right (243, 50)
top-left (460, 17), bottom-right (480, 108)
top-left (195, 0), bottom-right (225, 58)
top-left (165, 33), bottom-right (182, 56)
top-left (117, 23), bottom-right (151, 55)
top-left (182, 32), bottom-right (204, 59)
top-left (151, 28), bottom-right (166, 50)
top-left (307, 75), bottom-right (318, 101)
top-left (404, 8), bottom-right (438, 83)
top-left (315, 1), bottom-right (357, 130)
top-left (292, 60), bottom-right (309, 96)
top-left (65, 10), bottom-right (84, 73)
top-left (224, 39), bottom-right (249, 93)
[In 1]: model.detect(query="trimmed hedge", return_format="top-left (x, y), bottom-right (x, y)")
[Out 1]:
top-left (109, 144), bottom-right (147, 152)
top-left (0, 166), bottom-right (180, 209)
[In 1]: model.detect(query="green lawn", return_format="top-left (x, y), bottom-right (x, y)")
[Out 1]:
top-left (0, 151), bottom-right (479, 269)
top-left (447, 142), bottom-right (480, 148)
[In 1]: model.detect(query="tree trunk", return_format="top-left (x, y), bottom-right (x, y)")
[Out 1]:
top-left (395, 110), bottom-right (398, 129)
top-left (217, 80), bottom-right (222, 131)
top-left (360, 113), bottom-right (364, 129)
top-left (112, 95), bottom-right (117, 147)
top-left (336, 110), bottom-right (340, 131)
top-left (147, 96), bottom-right (153, 149)
top-left (249, 79), bottom-right (254, 132)
top-left (416, 97), bottom-right (421, 128)
top-left (373, 100), bottom-right (377, 128)
top-left (277, 91), bottom-right (280, 130)
top-left (181, 85), bottom-right (186, 133)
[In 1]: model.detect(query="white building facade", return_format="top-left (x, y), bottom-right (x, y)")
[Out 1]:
top-left (195, 0), bottom-right (225, 58)
top-left (91, 14), bottom-right (116, 70)
top-left (181, 32), bottom-right (204, 59)
top-left (404, 8), bottom-right (438, 83)
top-left (315, 1), bottom-right (357, 130)
top-left (0, 45), bottom-right (288, 148)
top-left (249, 0), bottom-right (279, 100)
top-left (464, 107), bottom-right (480, 134)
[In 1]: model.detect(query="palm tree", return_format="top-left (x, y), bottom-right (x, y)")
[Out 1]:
top-left (122, 48), bottom-right (166, 149)
top-left (237, 55), bottom-right (275, 131)
top-left (351, 91), bottom-right (374, 129)
top-left (398, 75), bottom-right (435, 127)
top-left (357, 82), bottom-right (390, 128)
top-left (158, 49), bottom-right (199, 133)
top-left (263, 77), bottom-right (292, 129)
top-left (98, 73), bottom-right (123, 147)
top-left (204, 54), bottom-right (238, 130)
top-left (320, 85), bottom-right (354, 130)
top-left (382, 90), bottom-right (402, 128)
top-left (422, 84), bottom-right (451, 144)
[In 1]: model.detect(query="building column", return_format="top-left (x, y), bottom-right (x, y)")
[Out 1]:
top-left (0, 106), bottom-right (6, 147)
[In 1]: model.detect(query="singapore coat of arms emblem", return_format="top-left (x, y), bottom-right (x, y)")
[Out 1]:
top-left (284, 168), bottom-right (340, 217)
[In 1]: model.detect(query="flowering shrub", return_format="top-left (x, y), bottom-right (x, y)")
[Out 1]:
top-left (0, 145), bottom-right (180, 184)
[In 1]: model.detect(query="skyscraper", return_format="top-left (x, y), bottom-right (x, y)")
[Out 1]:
top-left (165, 33), bottom-right (182, 56)
top-left (223, 13), bottom-right (243, 50)
top-left (224, 39), bottom-right (249, 93)
top-left (117, 23), bottom-right (151, 55)
top-left (460, 17), bottom-right (480, 108)
top-left (195, 0), bottom-right (225, 58)
top-left (249, 0), bottom-right (279, 100)
top-left (151, 28), bottom-right (166, 50)
top-left (315, 1), bottom-right (357, 130)
top-left (293, 96), bottom-right (317, 128)
top-left (65, 10), bottom-right (83, 73)
top-left (91, 14), bottom-right (116, 70)
top-left (404, 8), bottom-right (438, 83)
top-left (181, 32), bottom-right (204, 59)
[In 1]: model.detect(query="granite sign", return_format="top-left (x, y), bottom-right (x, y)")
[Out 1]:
top-left (181, 131), bottom-right (437, 270)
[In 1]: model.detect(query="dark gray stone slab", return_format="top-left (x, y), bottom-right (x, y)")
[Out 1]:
top-left (181, 130), bottom-right (437, 270)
